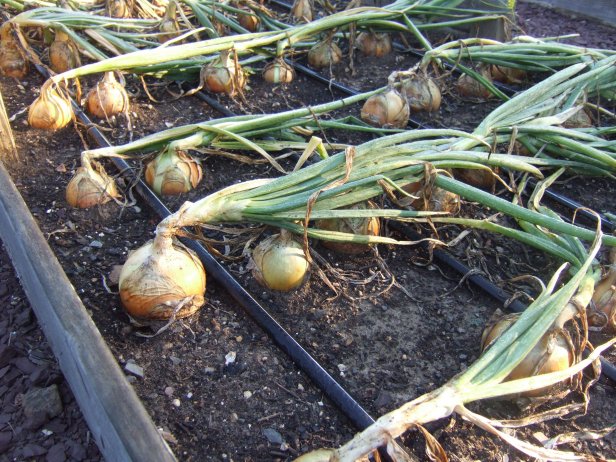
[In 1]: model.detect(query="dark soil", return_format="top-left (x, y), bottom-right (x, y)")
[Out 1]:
top-left (1, 2), bottom-right (615, 462)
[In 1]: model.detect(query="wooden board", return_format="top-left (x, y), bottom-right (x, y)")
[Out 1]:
top-left (0, 159), bottom-right (177, 462)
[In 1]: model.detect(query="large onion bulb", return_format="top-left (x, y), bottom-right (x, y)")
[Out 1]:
top-left (145, 147), bottom-right (202, 196)
top-left (49, 30), bottom-right (80, 73)
top-left (399, 73), bottom-right (441, 113)
top-left (86, 72), bottom-right (129, 119)
top-left (316, 202), bottom-right (380, 255)
top-left (360, 88), bottom-right (409, 128)
top-left (119, 236), bottom-right (206, 320)
top-left (481, 314), bottom-right (575, 398)
top-left (201, 51), bottom-right (246, 95)
top-left (263, 58), bottom-right (295, 84)
top-left (490, 65), bottom-right (526, 85)
top-left (66, 161), bottom-right (120, 208)
top-left (307, 40), bottom-right (342, 69)
top-left (356, 32), bottom-right (391, 58)
top-left (251, 231), bottom-right (309, 291)
top-left (0, 42), bottom-right (28, 79)
top-left (290, 0), bottom-right (313, 22)
top-left (456, 66), bottom-right (493, 100)
top-left (28, 87), bottom-right (73, 130)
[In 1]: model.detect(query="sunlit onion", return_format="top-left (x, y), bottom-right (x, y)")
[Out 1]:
top-left (49, 30), bottom-right (80, 74)
top-left (490, 65), bottom-right (526, 85)
top-left (307, 40), bottom-right (342, 69)
top-left (251, 231), bottom-right (309, 291)
top-left (86, 71), bottom-right (129, 119)
top-left (28, 86), bottom-right (73, 130)
top-left (404, 181), bottom-right (459, 213)
top-left (400, 73), bottom-right (441, 113)
top-left (145, 147), bottom-right (203, 196)
top-left (202, 51), bottom-right (246, 95)
top-left (263, 58), bottom-right (295, 84)
top-left (316, 202), bottom-right (380, 255)
top-left (290, 0), bottom-right (313, 22)
top-left (119, 236), bottom-right (206, 320)
top-left (158, 2), bottom-right (181, 43)
top-left (456, 66), bottom-right (493, 100)
top-left (356, 31), bottom-right (391, 58)
top-left (360, 88), bottom-right (409, 128)
top-left (238, 8), bottom-right (260, 32)
top-left (66, 161), bottom-right (120, 208)
top-left (0, 42), bottom-right (28, 79)
top-left (589, 264), bottom-right (616, 332)
top-left (481, 314), bottom-right (574, 397)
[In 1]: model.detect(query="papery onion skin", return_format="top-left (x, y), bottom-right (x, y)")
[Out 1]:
top-left (66, 163), bottom-right (120, 208)
top-left (589, 269), bottom-right (616, 332)
top-left (238, 9), bottom-right (260, 32)
top-left (307, 41), bottom-right (342, 69)
top-left (453, 167), bottom-right (496, 190)
top-left (562, 108), bottom-right (593, 129)
top-left (481, 314), bottom-right (574, 398)
top-left (316, 202), bottom-right (380, 255)
top-left (360, 89), bottom-right (409, 128)
top-left (400, 74), bottom-right (441, 113)
top-left (28, 88), bottom-right (73, 130)
top-left (356, 32), bottom-right (391, 58)
top-left (202, 52), bottom-right (246, 95)
top-left (252, 232), bottom-right (309, 291)
top-left (290, 0), bottom-right (313, 22)
top-left (405, 182), bottom-right (459, 214)
top-left (0, 43), bottom-right (29, 79)
top-left (456, 68), bottom-right (493, 100)
top-left (263, 59), bottom-right (295, 84)
top-left (119, 238), bottom-right (206, 320)
top-left (86, 72), bottom-right (129, 119)
top-left (145, 148), bottom-right (203, 196)
top-left (49, 31), bottom-right (80, 74)
top-left (490, 65), bottom-right (526, 85)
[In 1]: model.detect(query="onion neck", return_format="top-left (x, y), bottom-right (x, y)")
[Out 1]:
top-left (555, 272), bottom-right (598, 328)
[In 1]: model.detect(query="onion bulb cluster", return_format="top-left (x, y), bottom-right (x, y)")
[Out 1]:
top-left (66, 160), bottom-right (120, 208)
top-left (158, 2), bottom-right (181, 43)
top-left (263, 58), bottom-right (295, 84)
top-left (145, 146), bottom-right (203, 196)
top-left (28, 86), bottom-right (73, 130)
top-left (456, 66), bottom-right (493, 100)
top-left (201, 51), bottom-right (246, 95)
top-left (49, 30), bottom-right (80, 73)
top-left (481, 314), bottom-right (575, 398)
top-left (0, 24), bottom-right (29, 79)
top-left (360, 88), bottom-right (409, 128)
top-left (399, 73), bottom-right (441, 113)
top-left (119, 237), bottom-right (206, 320)
top-left (356, 32), bottom-right (391, 58)
top-left (307, 40), bottom-right (342, 69)
top-left (251, 231), bottom-right (309, 291)
top-left (86, 72), bottom-right (129, 119)
top-left (316, 202), bottom-right (380, 255)
top-left (290, 0), bottom-right (313, 22)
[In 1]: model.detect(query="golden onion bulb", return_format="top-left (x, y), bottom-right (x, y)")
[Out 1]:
top-left (0, 42), bottom-right (29, 79)
top-left (307, 40), bottom-right (342, 69)
top-left (49, 31), bottom-right (80, 73)
top-left (251, 231), bottom-right (309, 291)
top-left (316, 202), bottom-right (380, 255)
top-left (263, 58), bottom-right (295, 84)
top-left (481, 314), bottom-right (574, 398)
top-left (490, 64), bottom-right (526, 85)
top-left (290, 0), bottom-right (313, 22)
top-left (400, 74), bottom-right (441, 113)
top-left (238, 8), bottom-right (260, 32)
top-left (360, 88), bottom-right (409, 128)
top-left (405, 182), bottom-right (459, 214)
top-left (456, 67), bottom-right (493, 100)
top-left (66, 162), bottom-right (120, 208)
top-left (86, 72), bottom-right (129, 119)
top-left (106, 0), bottom-right (131, 18)
top-left (158, 2), bottom-right (181, 43)
top-left (28, 87), bottom-right (73, 130)
top-left (453, 167), bottom-right (497, 190)
top-left (145, 147), bottom-right (203, 196)
top-left (356, 32), bottom-right (391, 58)
top-left (202, 51), bottom-right (246, 95)
top-left (119, 237), bottom-right (206, 320)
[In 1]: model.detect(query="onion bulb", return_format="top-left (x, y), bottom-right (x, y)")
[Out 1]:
top-left (86, 72), bottom-right (129, 119)
top-left (307, 40), bottom-right (342, 69)
top-left (316, 202), bottom-right (380, 255)
top-left (456, 66), bottom-right (493, 100)
top-left (66, 161), bottom-right (120, 208)
top-left (158, 2), bottom-right (181, 43)
top-left (119, 236), bottom-right (206, 320)
top-left (0, 42), bottom-right (29, 79)
top-left (453, 167), bottom-right (497, 190)
top-left (238, 8), bottom-right (260, 32)
top-left (49, 30), bottom-right (80, 74)
top-left (263, 58), bottom-right (295, 84)
top-left (28, 86), bottom-right (73, 130)
top-left (562, 108), bottom-right (593, 129)
top-left (251, 231), bottom-right (309, 291)
top-left (490, 65), bottom-right (526, 85)
top-left (481, 314), bottom-right (575, 398)
top-left (201, 51), bottom-right (246, 95)
top-left (290, 0), bottom-right (313, 22)
top-left (589, 262), bottom-right (616, 332)
top-left (404, 181), bottom-right (459, 214)
top-left (399, 73), bottom-right (441, 113)
top-left (356, 32), bottom-right (391, 58)
top-left (360, 88), bottom-right (409, 128)
top-left (145, 147), bottom-right (202, 196)
top-left (106, 0), bottom-right (131, 18)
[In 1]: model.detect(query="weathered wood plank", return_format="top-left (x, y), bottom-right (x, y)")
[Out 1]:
top-left (0, 159), bottom-right (177, 462)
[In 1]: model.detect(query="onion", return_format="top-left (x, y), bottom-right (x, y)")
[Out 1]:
top-left (145, 147), bottom-right (203, 196)
top-left (119, 236), bottom-right (206, 320)
top-left (562, 108), bottom-right (593, 129)
top-left (159, 2), bottom-right (181, 44)
top-left (66, 161), bottom-right (120, 208)
top-left (481, 314), bottom-right (574, 398)
top-left (456, 66), bottom-right (493, 100)
top-left (360, 88), bottom-right (409, 128)
top-left (86, 72), bottom-right (129, 119)
top-left (399, 73), bottom-right (441, 113)
top-left (589, 261), bottom-right (616, 332)
top-left (453, 167), bottom-right (496, 190)
top-left (290, 0), bottom-right (313, 22)
top-left (251, 231), bottom-right (309, 291)
top-left (201, 51), bottom-right (246, 95)
top-left (356, 32), bottom-right (391, 58)
top-left (307, 40), bottom-right (342, 69)
top-left (404, 181), bottom-right (459, 213)
top-left (106, 0), bottom-right (131, 18)
top-left (0, 42), bottom-right (29, 79)
top-left (238, 8), bottom-right (260, 32)
top-left (263, 58), bottom-right (295, 84)
top-left (49, 30), bottom-right (80, 74)
top-left (316, 202), bottom-right (380, 255)
top-left (28, 86), bottom-right (73, 130)
top-left (490, 65), bottom-right (526, 85)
